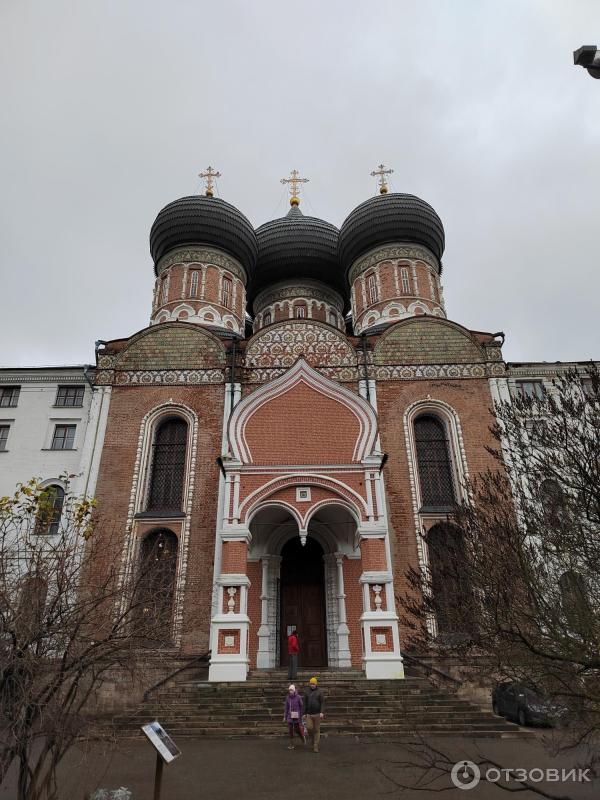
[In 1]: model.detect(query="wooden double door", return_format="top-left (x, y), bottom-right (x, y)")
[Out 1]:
top-left (279, 538), bottom-right (327, 668)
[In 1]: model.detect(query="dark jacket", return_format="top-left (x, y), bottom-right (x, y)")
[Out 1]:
top-left (303, 688), bottom-right (325, 715)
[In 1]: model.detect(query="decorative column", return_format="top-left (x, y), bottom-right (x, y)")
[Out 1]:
top-left (208, 536), bottom-right (251, 682)
top-left (358, 535), bottom-right (405, 680)
top-left (257, 555), bottom-right (280, 669)
top-left (335, 552), bottom-right (352, 667)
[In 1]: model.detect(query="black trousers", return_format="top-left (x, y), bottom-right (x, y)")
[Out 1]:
top-left (288, 653), bottom-right (298, 680)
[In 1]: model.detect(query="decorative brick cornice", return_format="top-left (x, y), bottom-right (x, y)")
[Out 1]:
top-left (95, 368), bottom-right (225, 386)
top-left (253, 280), bottom-right (344, 313)
top-left (156, 246), bottom-right (246, 283)
top-left (349, 244), bottom-right (439, 285)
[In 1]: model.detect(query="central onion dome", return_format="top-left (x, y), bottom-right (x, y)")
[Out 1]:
top-left (339, 193), bottom-right (445, 273)
top-left (149, 195), bottom-right (258, 277)
top-left (251, 205), bottom-right (346, 310)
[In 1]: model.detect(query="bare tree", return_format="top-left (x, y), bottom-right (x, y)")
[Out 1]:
top-left (0, 478), bottom-right (176, 800)
top-left (396, 365), bottom-right (600, 796)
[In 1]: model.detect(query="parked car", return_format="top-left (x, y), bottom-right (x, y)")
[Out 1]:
top-left (492, 682), bottom-right (568, 727)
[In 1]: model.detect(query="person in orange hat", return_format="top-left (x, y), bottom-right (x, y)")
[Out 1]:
top-left (302, 677), bottom-right (325, 753)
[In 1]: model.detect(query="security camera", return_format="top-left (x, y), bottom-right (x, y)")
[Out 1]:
top-left (573, 46), bottom-right (600, 79)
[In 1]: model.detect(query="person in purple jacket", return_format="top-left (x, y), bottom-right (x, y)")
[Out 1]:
top-left (283, 684), bottom-right (305, 749)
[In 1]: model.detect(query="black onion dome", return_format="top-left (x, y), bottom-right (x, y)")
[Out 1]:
top-left (339, 193), bottom-right (445, 275)
top-left (251, 206), bottom-right (346, 307)
top-left (150, 195), bottom-right (258, 277)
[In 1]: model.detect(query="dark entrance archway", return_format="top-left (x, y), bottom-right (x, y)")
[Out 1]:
top-left (280, 537), bottom-right (327, 668)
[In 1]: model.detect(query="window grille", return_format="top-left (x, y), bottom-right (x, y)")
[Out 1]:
top-left (147, 418), bottom-right (187, 512)
top-left (367, 274), bottom-right (378, 304)
top-left (189, 270), bottom-right (199, 298)
top-left (400, 267), bottom-right (410, 294)
top-left (515, 380), bottom-right (544, 400)
top-left (222, 277), bottom-right (232, 308)
top-left (0, 425), bottom-right (9, 451)
top-left (137, 529), bottom-right (178, 645)
top-left (35, 485), bottom-right (65, 535)
top-left (414, 415), bottom-right (456, 508)
top-left (55, 385), bottom-right (85, 407)
top-left (0, 386), bottom-right (20, 407)
top-left (263, 311), bottom-right (272, 326)
top-left (51, 424), bottom-right (76, 450)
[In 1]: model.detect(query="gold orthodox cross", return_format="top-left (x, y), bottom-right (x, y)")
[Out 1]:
top-left (199, 166), bottom-right (221, 197)
top-left (280, 169), bottom-right (309, 206)
top-left (370, 163), bottom-right (393, 195)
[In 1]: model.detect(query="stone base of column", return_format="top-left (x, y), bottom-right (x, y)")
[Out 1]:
top-left (208, 658), bottom-right (249, 682)
top-left (363, 653), bottom-right (405, 680)
top-left (256, 624), bottom-right (272, 669)
top-left (337, 622), bottom-right (352, 668)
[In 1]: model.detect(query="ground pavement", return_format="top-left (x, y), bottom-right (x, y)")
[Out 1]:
top-left (1, 733), bottom-right (597, 799)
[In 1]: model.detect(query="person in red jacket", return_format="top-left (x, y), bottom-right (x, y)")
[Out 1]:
top-left (287, 629), bottom-right (300, 680)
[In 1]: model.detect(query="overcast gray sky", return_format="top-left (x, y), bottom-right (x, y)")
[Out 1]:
top-left (1, 0), bottom-right (598, 367)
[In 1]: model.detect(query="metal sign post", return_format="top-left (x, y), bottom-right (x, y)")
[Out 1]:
top-left (141, 721), bottom-right (181, 800)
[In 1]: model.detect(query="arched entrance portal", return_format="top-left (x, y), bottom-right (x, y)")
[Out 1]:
top-left (280, 537), bottom-right (327, 668)
top-left (248, 501), bottom-right (357, 670)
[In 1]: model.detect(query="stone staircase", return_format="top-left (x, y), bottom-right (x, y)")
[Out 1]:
top-left (111, 668), bottom-right (531, 739)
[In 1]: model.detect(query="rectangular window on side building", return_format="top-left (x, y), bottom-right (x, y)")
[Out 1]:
top-left (0, 387), bottom-right (20, 407)
top-left (516, 380), bottom-right (545, 400)
top-left (55, 386), bottom-right (85, 407)
top-left (50, 424), bottom-right (76, 450)
top-left (0, 425), bottom-right (9, 451)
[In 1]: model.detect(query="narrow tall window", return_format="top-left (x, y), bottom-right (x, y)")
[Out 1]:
top-left (55, 386), bottom-right (85, 407)
top-left (294, 305), bottom-right (306, 319)
top-left (51, 424), bottom-right (76, 450)
top-left (414, 415), bottom-right (456, 509)
top-left (263, 311), bottom-right (272, 326)
top-left (137, 529), bottom-right (178, 646)
top-left (161, 275), bottom-right (169, 304)
top-left (427, 523), bottom-right (474, 639)
top-left (222, 277), bottom-right (232, 308)
top-left (35, 485), bottom-right (65, 535)
top-left (147, 417), bottom-right (187, 512)
top-left (367, 273), bottom-right (379, 304)
top-left (0, 387), bottom-right (20, 407)
top-left (400, 267), bottom-right (410, 294)
top-left (0, 425), bottom-right (9, 451)
top-left (189, 270), bottom-right (199, 298)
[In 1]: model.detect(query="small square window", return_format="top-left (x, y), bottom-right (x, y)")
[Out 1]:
top-left (296, 487), bottom-right (311, 502)
top-left (51, 424), bottom-right (76, 450)
top-left (55, 386), bottom-right (85, 407)
top-left (0, 425), bottom-right (9, 451)
top-left (0, 387), bottom-right (20, 407)
top-left (515, 380), bottom-right (545, 400)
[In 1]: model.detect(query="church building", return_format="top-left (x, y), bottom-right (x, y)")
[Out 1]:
top-left (90, 166), bottom-right (510, 682)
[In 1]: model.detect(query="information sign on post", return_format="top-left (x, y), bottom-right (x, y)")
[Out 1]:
top-left (141, 721), bottom-right (181, 800)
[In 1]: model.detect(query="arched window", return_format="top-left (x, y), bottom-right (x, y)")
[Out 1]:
top-left (367, 273), bottom-right (379, 304)
top-left (414, 415), bottom-right (456, 510)
top-left (147, 418), bottom-right (187, 512)
top-left (35, 485), bottom-right (65, 535)
top-left (294, 304), bottom-right (306, 319)
top-left (559, 570), bottom-right (591, 637)
top-left (400, 267), bottom-right (410, 294)
top-left (137, 529), bottom-right (178, 646)
top-left (189, 270), bottom-right (199, 298)
top-left (263, 311), bottom-right (272, 326)
top-left (161, 275), bottom-right (169, 304)
top-left (329, 312), bottom-right (337, 326)
top-left (222, 276), bottom-right (232, 308)
top-left (427, 523), bottom-right (474, 640)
